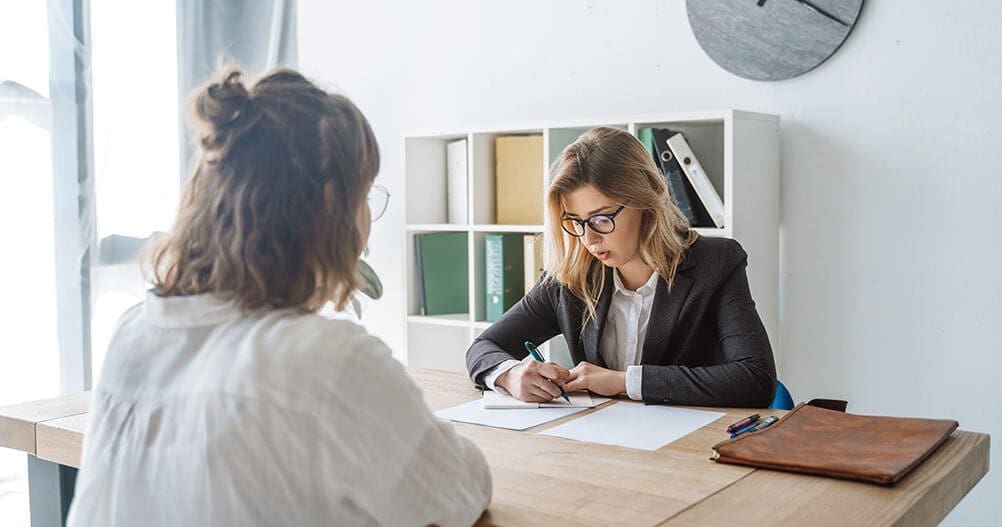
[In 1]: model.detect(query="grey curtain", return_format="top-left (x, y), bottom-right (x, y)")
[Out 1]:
top-left (176, 0), bottom-right (298, 180)
top-left (50, 0), bottom-right (97, 393)
top-left (97, 0), bottom-right (297, 287)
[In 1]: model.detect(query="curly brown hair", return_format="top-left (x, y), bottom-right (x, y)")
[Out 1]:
top-left (144, 67), bottom-right (380, 312)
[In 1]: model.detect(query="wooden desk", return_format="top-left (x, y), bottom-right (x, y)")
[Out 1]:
top-left (0, 369), bottom-right (990, 526)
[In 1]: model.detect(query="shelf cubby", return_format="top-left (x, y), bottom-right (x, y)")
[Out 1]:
top-left (402, 110), bottom-right (780, 372)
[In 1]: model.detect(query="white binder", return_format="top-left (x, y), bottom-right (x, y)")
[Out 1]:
top-left (446, 138), bottom-right (468, 224)
top-left (667, 133), bottom-right (725, 228)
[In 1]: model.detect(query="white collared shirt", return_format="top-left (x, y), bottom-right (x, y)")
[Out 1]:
top-left (68, 292), bottom-right (491, 527)
top-left (484, 270), bottom-right (659, 401)
top-left (601, 270), bottom-right (660, 399)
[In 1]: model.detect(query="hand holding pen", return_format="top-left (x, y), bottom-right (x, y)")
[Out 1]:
top-left (524, 341), bottom-right (571, 403)
top-left (494, 341), bottom-right (570, 403)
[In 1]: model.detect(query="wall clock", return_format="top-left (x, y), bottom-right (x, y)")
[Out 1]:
top-left (686, 0), bottom-right (864, 81)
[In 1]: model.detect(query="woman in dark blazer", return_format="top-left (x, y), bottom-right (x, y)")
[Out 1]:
top-left (466, 127), bottom-right (776, 408)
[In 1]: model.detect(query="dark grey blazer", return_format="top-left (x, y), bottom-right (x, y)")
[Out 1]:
top-left (466, 236), bottom-right (776, 408)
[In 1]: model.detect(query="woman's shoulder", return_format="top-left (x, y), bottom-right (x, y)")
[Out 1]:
top-left (229, 310), bottom-right (408, 403)
top-left (682, 236), bottom-right (748, 277)
top-left (535, 272), bottom-right (583, 309)
top-left (688, 235), bottom-right (747, 259)
top-left (260, 311), bottom-right (392, 365)
top-left (262, 312), bottom-right (429, 411)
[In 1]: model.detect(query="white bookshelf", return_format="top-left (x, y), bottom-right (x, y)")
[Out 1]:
top-left (402, 109), bottom-right (780, 374)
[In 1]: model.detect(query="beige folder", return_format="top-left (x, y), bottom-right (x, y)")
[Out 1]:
top-left (496, 135), bottom-right (543, 225)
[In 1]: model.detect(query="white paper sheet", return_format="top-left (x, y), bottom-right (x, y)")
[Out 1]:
top-left (434, 399), bottom-right (591, 431)
top-left (539, 402), bottom-right (725, 451)
top-left (482, 390), bottom-right (596, 409)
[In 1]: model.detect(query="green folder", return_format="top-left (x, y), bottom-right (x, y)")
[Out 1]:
top-left (637, 127), bottom-right (656, 160)
top-left (485, 233), bottom-right (525, 322)
top-left (416, 233), bottom-right (468, 316)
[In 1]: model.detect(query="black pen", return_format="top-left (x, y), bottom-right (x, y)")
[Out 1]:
top-left (746, 415), bottom-right (779, 433)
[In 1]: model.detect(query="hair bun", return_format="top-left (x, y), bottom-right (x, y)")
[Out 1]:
top-left (195, 69), bottom-right (252, 127)
top-left (192, 69), bottom-right (260, 153)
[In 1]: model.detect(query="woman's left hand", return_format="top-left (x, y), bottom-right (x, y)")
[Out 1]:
top-left (563, 361), bottom-right (626, 396)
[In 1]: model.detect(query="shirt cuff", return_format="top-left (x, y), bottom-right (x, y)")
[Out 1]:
top-left (626, 365), bottom-right (644, 400)
top-left (483, 359), bottom-right (523, 394)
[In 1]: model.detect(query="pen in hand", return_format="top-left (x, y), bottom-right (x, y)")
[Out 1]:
top-left (523, 340), bottom-right (571, 403)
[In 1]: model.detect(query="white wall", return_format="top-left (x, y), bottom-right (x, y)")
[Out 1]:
top-left (299, 1), bottom-right (1001, 523)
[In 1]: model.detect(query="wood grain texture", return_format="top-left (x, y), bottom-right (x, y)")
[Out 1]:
top-left (0, 369), bottom-right (989, 526)
top-left (0, 392), bottom-right (90, 454)
top-left (664, 433), bottom-right (990, 526)
top-left (36, 413), bottom-right (88, 467)
top-left (415, 368), bottom-right (989, 526)
top-left (412, 368), bottom-right (763, 525)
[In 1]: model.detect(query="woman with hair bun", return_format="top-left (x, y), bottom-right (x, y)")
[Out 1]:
top-left (68, 68), bottom-right (491, 526)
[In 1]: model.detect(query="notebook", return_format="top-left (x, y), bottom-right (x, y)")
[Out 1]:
top-left (483, 390), bottom-right (597, 409)
top-left (435, 399), bottom-right (590, 431)
top-left (711, 402), bottom-right (958, 486)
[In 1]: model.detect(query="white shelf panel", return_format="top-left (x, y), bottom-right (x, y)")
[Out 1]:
top-left (403, 110), bottom-right (779, 141)
top-left (403, 109), bottom-right (780, 371)
top-left (405, 224), bottom-right (471, 232)
top-left (407, 314), bottom-right (472, 328)
top-left (404, 223), bottom-right (545, 233)
top-left (471, 224), bottom-right (544, 233)
top-left (406, 323), bottom-right (470, 373)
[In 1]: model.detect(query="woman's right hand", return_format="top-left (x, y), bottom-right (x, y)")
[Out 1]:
top-left (497, 361), bottom-right (570, 402)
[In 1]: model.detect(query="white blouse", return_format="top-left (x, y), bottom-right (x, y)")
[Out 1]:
top-left (68, 292), bottom-right (491, 527)
top-left (484, 270), bottom-right (660, 400)
top-left (598, 270), bottom-right (659, 398)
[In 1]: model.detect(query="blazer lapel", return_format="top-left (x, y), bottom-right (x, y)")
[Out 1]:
top-left (581, 266), bottom-right (614, 367)
top-left (641, 251), bottom-right (696, 365)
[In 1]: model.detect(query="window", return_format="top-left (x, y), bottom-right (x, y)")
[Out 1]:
top-left (0, 3), bottom-right (60, 523)
top-left (1, 1), bottom-right (292, 522)
top-left (90, 1), bottom-right (180, 381)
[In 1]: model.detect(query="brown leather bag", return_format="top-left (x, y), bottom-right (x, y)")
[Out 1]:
top-left (711, 402), bottom-right (958, 485)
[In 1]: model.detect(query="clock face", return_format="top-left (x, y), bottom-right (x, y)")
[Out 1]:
top-left (686, 0), bottom-right (864, 81)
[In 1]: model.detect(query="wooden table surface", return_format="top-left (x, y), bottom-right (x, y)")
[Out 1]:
top-left (0, 368), bottom-right (990, 526)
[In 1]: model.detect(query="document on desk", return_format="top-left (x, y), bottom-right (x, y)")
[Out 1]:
top-left (540, 402), bottom-right (725, 451)
top-left (482, 390), bottom-right (598, 409)
top-left (435, 399), bottom-right (591, 430)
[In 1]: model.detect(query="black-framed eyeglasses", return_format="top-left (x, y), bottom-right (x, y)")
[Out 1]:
top-left (560, 205), bottom-right (625, 237)
top-left (368, 185), bottom-right (390, 222)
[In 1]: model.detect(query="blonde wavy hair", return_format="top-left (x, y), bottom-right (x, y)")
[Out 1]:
top-left (143, 68), bottom-right (380, 312)
top-left (544, 127), bottom-right (698, 324)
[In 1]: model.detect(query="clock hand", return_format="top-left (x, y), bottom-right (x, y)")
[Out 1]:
top-left (793, 0), bottom-right (850, 27)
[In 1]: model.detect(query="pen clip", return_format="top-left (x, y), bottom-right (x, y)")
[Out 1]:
top-left (523, 340), bottom-right (543, 361)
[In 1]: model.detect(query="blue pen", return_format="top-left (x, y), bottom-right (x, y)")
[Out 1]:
top-left (523, 341), bottom-right (571, 403)
top-left (728, 419), bottom-right (761, 439)
top-left (730, 415), bottom-right (779, 439)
